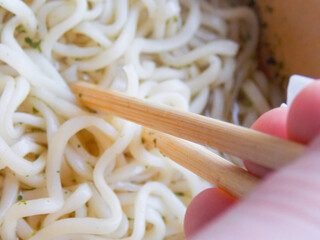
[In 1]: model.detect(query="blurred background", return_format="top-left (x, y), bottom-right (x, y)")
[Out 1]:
top-left (244, 0), bottom-right (320, 91)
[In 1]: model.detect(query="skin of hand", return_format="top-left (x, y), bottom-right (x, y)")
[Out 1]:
top-left (184, 80), bottom-right (320, 239)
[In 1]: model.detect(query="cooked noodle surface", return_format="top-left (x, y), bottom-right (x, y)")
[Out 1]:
top-left (0, 0), bottom-right (276, 239)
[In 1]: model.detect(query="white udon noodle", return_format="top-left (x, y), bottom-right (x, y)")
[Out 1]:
top-left (0, 0), bottom-right (277, 239)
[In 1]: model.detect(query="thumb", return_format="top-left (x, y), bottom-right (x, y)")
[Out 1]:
top-left (192, 135), bottom-right (320, 240)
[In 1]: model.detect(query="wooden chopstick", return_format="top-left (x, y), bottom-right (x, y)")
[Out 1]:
top-left (142, 128), bottom-right (258, 198)
top-left (71, 82), bottom-right (306, 169)
top-left (72, 83), bottom-right (259, 198)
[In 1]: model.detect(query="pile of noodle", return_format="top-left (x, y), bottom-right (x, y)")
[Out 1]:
top-left (0, 0), bottom-right (280, 239)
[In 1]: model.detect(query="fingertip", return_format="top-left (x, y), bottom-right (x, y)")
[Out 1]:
top-left (244, 107), bottom-right (288, 177)
top-left (288, 80), bottom-right (320, 144)
top-left (251, 107), bottom-right (288, 139)
top-left (184, 188), bottom-right (236, 238)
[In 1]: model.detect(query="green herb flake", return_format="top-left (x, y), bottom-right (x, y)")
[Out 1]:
top-left (25, 37), bottom-right (42, 52)
top-left (277, 61), bottom-right (285, 70)
top-left (267, 57), bottom-right (277, 66)
top-left (242, 99), bottom-right (252, 107)
top-left (250, 55), bottom-right (257, 62)
top-left (23, 187), bottom-right (35, 191)
top-left (162, 216), bottom-right (166, 223)
top-left (173, 16), bottom-right (178, 22)
top-left (261, 22), bottom-right (268, 29)
top-left (16, 24), bottom-right (26, 33)
top-left (31, 127), bottom-right (45, 133)
top-left (18, 122), bottom-right (23, 125)
top-left (153, 138), bottom-right (157, 145)
top-left (127, 217), bottom-right (133, 221)
top-left (85, 161), bottom-right (94, 169)
top-left (248, 0), bottom-right (255, 7)
top-left (281, 74), bottom-right (288, 82)
top-left (32, 107), bottom-right (39, 114)
top-left (141, 138), bottom-right (145, 144)
top-left (17, 195), bottom-right (23, 201)
top-left (145, 165), bottom-right (149, 169)
top-left (25, 175), bottom-right (29, 177)
top-left (266, 5), bottom-right (274, 13)
top-left (56, 170), bottom-right (60, 173)
top-left (31, 232), bottom-right (36, 236)
top-left (18, 200), bottom-right (27, 205)
top-left (244, 33), bottom-right (251, 41)
top-left (77, 144), bottom-right (81, 148)
top-left (175, 192), bottom-right (185, 197)
top-left (78, 93), bottom-right (83, 98)
top-left (145, 95), bottom-right (149, 99)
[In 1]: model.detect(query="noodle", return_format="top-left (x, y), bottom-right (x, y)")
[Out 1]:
top-left (0, 0), bottom-right (273, 239)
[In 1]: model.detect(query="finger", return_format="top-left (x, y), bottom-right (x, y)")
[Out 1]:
top-left (185, 107), bottom-right (288, 238)
top-left (251, 107), bottom-right (288, 139)
top-left (288, 80), bottom-right (320, 144)
top-left (245, 107), bottom-right (289, 177)
top-left (184, 188), bottom-right (236, 238)
top-left (193, 134), bottom-right (320, 239)
top-left (185, 82), bottom-right (320, 238)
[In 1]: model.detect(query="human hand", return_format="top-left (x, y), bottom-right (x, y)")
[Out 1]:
top-left (184, 80), bottom-right (320, 239)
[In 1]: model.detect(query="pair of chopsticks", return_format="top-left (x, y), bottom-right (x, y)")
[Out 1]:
top-left (71, 82), bottom-right (306, 199)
